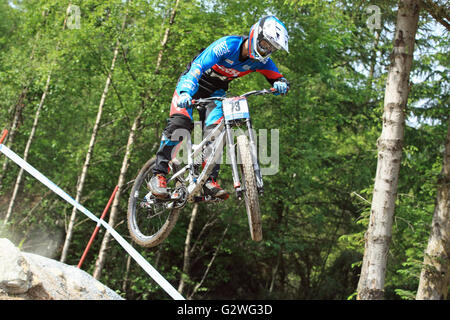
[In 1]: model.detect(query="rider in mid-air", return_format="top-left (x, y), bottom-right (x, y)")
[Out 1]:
top-left (149, 15), bottom-right (290, 200)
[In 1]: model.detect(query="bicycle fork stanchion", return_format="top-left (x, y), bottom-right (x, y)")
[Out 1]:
top-left (77, 185), bottom-right (119, 269)
top-left (0, 144), bottom-right (185, 300)
top-left (245, 119), bottom-right (264, 193)
top-left (225, 123), bottom-right (243, 199)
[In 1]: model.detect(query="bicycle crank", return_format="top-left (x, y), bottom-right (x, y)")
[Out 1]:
top-left (168, 185), bottom-right (188, 209)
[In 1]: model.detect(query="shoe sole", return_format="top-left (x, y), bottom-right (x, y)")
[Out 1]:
top-left (204, 188), bottom-right (229, 200)
top-left (217, 194), bottom-right (229, 200)
top-left (148, 185), bottom-right (170, 199)
top-left (153, 193), bottom-right (170, 199)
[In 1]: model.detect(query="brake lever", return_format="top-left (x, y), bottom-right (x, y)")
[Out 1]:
top-left (191, 96), bottom-right (223, 105)
top-left (193, 89), bottom-right (275, 105)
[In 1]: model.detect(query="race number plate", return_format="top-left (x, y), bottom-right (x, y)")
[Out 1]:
top-left (223, 97), bottom-right (249, 121)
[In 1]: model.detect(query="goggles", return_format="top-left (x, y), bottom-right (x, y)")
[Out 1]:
top-left (257, 39), bottom-right (279, 57)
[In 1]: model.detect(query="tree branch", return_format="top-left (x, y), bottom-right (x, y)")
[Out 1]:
top-left (421, 0), bottom-right (450, 31)
top-left (187, 224), bottom-right (229, 300)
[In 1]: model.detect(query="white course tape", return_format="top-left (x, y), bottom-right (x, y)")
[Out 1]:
top-left (0, 144), bottom-right (184, 300)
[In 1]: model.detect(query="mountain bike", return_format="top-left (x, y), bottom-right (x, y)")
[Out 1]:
top-left (127, 88), bottom-right (276, 247)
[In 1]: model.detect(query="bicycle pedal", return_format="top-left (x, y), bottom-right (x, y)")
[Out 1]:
top-left (171, 192), bottom-right (181, 200)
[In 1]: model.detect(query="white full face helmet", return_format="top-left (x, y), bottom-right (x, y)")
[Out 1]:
top-left (248, 15), bottom-right (289, 63)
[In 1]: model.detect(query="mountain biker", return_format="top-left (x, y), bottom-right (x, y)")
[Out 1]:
top-left (149, 15), bottom-right (290, 199)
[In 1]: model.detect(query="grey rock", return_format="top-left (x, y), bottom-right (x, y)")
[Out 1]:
top-left (0, 238), bottom-right (124, 300)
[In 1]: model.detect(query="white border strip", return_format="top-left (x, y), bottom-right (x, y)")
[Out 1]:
top-left (0, 144), bottom-right (184, 300)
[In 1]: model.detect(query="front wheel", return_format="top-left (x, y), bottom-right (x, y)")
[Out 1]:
top-left (127, 158), bottom-right (181, 247)
top-left (237, 134), bottom-right (262, 241)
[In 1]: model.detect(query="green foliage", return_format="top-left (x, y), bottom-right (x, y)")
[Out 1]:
top-left (0, 0), bottom-right (448, 300)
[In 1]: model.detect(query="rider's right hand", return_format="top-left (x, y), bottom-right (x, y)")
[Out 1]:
top-left (273, 80), bottom-right (288, 96)
top-left (177, 92), bottom-right (192, 108)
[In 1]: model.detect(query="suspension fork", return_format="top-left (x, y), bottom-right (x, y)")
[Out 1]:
top-left (225, 122), bottom-right (243, 199)
top-left (245, 119), bottom-right (264, 194)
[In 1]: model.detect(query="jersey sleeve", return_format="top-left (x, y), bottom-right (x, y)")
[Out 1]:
top-left (176, 37), bottom-right (235, 96)
top-left (256, 58), bottom-right (286, 86)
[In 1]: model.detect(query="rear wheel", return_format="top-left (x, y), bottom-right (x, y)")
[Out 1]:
top-left (237, 134), bottom-right (262, 241)
top-left (127, 158), bottom-right (182, 247)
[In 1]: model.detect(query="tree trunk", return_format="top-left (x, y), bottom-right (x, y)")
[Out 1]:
top-left (357, 0), bottom-right (420, 300)
top-left (416, 119), bottom-right (450, 300)
top-left (155, 0), bottom-right (180, 74)
top-left (0, 23), bottom-right (45, 190)
top-left (188, 224), bottom-right (229, 300)
top-left (122, 254), bottom-right (132, 293)
top-left (91, 0), bottom-right (180, 279)
top-left (0, 88), bottom-right (28, 191)
top-left (60, 37), bottom-right (122, 263)
top-left (367, 30), bottom-right (380, 89)
top-left (92, 110), bottom-right (140, 279)
top-left (3, 72), bottom-right (52, 225)
top-left (269, 248), bottom-right (282, 293)
top-left (178, 203), bottom-right (199, 294)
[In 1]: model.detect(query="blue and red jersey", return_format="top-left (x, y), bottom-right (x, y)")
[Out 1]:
top-left (176, 35), bottom-right (286, 97)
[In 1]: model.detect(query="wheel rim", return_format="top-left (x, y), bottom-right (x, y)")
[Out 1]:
top-left (128, 162), bottom-right (181, 246)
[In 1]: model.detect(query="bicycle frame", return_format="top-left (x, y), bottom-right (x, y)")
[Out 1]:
top-left (168, 119), bottom-right (226, 202)
top-left (168, 89), bottom-right (270, 203)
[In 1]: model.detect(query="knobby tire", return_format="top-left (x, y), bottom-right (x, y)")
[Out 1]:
top-left (127, 157), bottom-right (181, 247)
top-left (237, 134), bottom-right (263, 241)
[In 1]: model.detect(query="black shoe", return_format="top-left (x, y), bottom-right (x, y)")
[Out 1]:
top-left (203, 178), bottom-right (229, 200)
top-left (148, 173), bottom-right (169, 199)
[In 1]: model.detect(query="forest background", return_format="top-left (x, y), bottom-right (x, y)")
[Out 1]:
top-left (0, 0), bottom-right (448, 300)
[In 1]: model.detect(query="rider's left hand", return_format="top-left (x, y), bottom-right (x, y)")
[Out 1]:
top-left (273, 80), bottom-right (289, 96)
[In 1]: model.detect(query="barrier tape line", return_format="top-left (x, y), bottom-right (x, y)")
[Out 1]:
top-left (0, 144), bottom-right (185, 300)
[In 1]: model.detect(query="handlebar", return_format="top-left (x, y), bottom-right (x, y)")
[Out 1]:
top-left (191, 88), bottom-right (276, 107)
